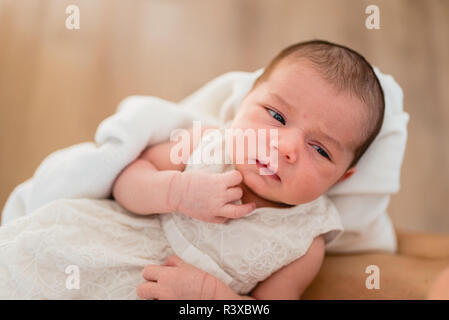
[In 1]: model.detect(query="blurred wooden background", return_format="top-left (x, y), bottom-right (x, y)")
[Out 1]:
top-left (0, 0), bottom-right (448, 234)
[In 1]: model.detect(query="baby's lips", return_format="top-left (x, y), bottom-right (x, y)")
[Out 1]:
top-left (256, 159), bottom-right (281, 179)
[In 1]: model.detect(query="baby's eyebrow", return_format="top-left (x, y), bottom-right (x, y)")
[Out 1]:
top-left (317, 130), bottom-right (344, 153)
top-left (268, 92), bottom-right (294, 114)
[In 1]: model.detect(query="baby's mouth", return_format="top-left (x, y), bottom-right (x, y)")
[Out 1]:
top-left (256, 159), bottom-right (281, 181)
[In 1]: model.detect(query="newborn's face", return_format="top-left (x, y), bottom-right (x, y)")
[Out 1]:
top-left (229, 60), bottom-right (364, 205)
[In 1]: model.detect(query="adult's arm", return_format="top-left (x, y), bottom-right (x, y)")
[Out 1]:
top-left (302, 231), bottom-right (449, 299)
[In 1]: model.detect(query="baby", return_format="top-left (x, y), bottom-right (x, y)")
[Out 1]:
top-left (113, 39), bottom-right (385, 299)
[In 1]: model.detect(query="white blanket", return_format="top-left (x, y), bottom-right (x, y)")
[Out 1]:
top-left (1, 67), bottom-right (409, 253)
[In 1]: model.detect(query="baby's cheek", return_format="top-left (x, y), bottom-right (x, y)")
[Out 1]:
top-left (286, 176), bottom-right (324, 204)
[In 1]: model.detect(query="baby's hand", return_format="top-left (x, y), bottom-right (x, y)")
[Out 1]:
top-left (169, 170), bottom-right (256, 224)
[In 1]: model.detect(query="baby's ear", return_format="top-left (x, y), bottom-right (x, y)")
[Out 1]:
top-left (336, 166), bottom-right (357, 184)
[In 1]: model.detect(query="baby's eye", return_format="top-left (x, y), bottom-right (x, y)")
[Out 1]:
top-left (312, 145), bottom-right (330, 160)
top-left (267, 109), bottom-right (286, 125)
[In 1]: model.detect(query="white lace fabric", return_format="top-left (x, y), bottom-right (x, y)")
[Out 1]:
top-left (0, 128), bottom-right (343, 299)
top-left (0, 198), bottom-right (174, 299)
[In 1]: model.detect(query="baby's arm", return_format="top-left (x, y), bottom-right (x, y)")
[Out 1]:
top-left (112, 127), bottom-right (194, 215)
top-left (112, 126), bottom-right (255, 222)
top-left (248, 235), bottom-right (326, 299)
top-left (209, 235), bottom-right (326, 299)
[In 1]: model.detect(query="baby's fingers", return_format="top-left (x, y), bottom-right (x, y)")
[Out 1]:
top-left (219, 202), bottom-right (256, 219)
top-left (225, 187), bottom-right (243, 203)
top-left (220, 170), bottom-right (242, 187)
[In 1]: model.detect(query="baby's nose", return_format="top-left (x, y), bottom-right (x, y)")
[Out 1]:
top-left (282, 146), bottom-right (297, 163)
top-left (275, 137), bottom-right (298, 164)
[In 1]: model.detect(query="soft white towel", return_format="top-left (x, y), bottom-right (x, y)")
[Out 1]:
top-left (1, 67), bottom-right (409, 253)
